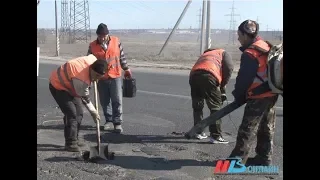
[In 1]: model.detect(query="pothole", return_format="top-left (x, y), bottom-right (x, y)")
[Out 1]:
top-left (164, 144), bottom-right (188, 151)
top-left (140, 146), bottom-right (162, 156)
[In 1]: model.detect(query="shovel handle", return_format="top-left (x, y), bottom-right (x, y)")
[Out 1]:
top-left (94, 81), bottom-right (99, 112)
top-left (93, 81), bottom-right (101, 154)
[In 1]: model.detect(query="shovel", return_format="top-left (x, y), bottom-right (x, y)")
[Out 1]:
top-left (82, 81), bottom-right (114, 162)
top-left (184, 101), bottom-right (245, 139)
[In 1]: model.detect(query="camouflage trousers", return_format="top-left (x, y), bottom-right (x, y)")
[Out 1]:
top-left (229, 95), bottom-right (278, 164)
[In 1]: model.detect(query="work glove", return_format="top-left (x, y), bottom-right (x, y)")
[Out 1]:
top-left (124, 69), bottom-right (132, 79)
top-left (90, 110), bottom-right (101, 123)
top-left (220, 86), bottom-right (227, 103)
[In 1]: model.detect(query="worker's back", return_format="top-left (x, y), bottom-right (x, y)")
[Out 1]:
top-left (191, 49), bottom-right (225, 84)
top-left (49, 55), bottom-right (97, 92)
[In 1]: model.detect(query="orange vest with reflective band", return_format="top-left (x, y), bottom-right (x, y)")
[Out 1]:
top-left (190, 49), bottom-right (224, 84)
top-left (49, 55), bottom-right (97, 97)
top-left (89, 36), bottom-right (121, 79)
top-left (245, 40), bottom-right (276, 99)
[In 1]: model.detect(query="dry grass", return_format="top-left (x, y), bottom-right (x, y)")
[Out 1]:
top-left (37, 31), bottom-right (282, 68)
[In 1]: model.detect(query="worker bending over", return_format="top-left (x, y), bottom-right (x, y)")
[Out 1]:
top-left (49, 55), bottom-right (108, 152)
top-left (189, 48), bottom-right (234, 143)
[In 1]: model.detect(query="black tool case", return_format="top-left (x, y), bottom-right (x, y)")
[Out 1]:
top-left (123, 78), bottom-right (137, 98)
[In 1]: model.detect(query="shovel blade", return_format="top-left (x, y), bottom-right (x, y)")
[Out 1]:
top-left (89, 145), bottom-right (109, 160)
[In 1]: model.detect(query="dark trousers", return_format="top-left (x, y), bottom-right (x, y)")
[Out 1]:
top-left (189, 71), bottom-right (223, 137)
top-left (229, 95), bottom-right (278, 164)
top-left (49, 83), bottom-right (84, 145)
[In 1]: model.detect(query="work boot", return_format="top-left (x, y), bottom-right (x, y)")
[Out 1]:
top-left (65, 141), bottom-right (81, 152)
top-left (102, 122), bottom-right (114, 131)
top-left (114, 124), bottom-right (123, 133)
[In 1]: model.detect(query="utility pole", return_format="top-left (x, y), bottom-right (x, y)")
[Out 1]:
top-left (205, 0), bottom-right (211, 50)
top-left (158, 0), bottom-right (192, 55)
top-left (197, 7), bottom-right (202, 42)
top-left (37, 0), bottom-right (40, 77)
top-left (225, 0), bottom-right (240, 45)
top-left (55, 0), bottom-right (60, 56)
top-left (158, 0), bottom-right (211, 56)
top-left (200, 0), bottom-right (207, 54)
top-left (256, 16), bottom-right (262, 29)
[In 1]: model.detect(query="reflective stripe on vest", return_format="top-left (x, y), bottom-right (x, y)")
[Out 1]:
top-left (50, 55), bottom-right (96, 96)
top-left (253, 70), bottom-right (268, 83)
top-left (106, 56), bottom-right (120, 68)
top-left (198, 54), bottom-right (222, 69)
top-left (89, 36), bottom-right (121, 79)
top-left (191, 49), bottom-right (224, 84)
top-left (245, 40), bottom-right (276, 99)
top-left (57, 63), bottom-right (73, 93)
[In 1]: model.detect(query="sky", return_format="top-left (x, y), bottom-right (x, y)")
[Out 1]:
top-left (37, 0), bottom-right (283, 31)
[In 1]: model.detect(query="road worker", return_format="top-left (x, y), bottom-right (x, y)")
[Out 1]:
top-left (189, 48), bottom-right (234, 143)
top-left (228, 20), bottom-right (279, 166)
top-left (49, 54), bottom-right (108, 152)
top-left (87, 23), bottom-right (132, 133)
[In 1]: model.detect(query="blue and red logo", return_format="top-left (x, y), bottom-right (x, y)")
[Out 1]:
top-left (214, 158), bottom-right (279, 175)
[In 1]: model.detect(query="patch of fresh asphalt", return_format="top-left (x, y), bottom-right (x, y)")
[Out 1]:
top-left (37, 60), bottom-right (283, 180)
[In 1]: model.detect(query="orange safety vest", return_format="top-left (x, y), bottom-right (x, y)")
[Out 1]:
top-left (89, 36), bottom-right (121, 79)
top-left (49, 55), bottom-right (97, 97)
top-left (246, 40), bottom-right (276, 99)
top-left (190, 49), bottom-right (224, 84)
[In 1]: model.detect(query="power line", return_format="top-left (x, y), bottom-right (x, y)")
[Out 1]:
top-left (256, 16), bottom-right (262, 27)
top-left (225, 0), bottom-right (240, 45)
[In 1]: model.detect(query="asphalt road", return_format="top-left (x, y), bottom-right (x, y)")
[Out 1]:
top-left (37, 60), bottom-right (283, 180)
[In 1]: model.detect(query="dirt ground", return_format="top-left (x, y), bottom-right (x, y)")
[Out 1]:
top-left (37, 31), bottom-right (282, 69)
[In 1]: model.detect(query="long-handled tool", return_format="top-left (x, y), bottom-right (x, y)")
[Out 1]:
top-left (82, 81), bottom-right (114, 162)
top-left (185, 101), bottom-right (245, 139)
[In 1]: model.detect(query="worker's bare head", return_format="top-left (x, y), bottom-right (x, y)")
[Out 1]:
top-left (90, 59), bottom-right (108, 81)
top-left (96, 23), bottom-right (109, 44)
top-left (237, 20), bottom-right (259, 47)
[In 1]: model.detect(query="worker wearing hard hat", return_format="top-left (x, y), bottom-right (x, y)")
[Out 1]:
top-left (189, 48), bottom-right (234, 143)
top-left (87, 23), bottom-right (132, 133)
top-left (49, 55), bottom-right (108, 152)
